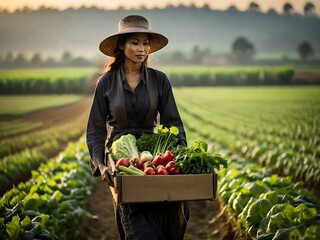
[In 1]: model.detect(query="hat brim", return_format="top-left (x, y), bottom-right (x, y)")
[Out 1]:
top-left (99, 29), bottom-right (168, 57)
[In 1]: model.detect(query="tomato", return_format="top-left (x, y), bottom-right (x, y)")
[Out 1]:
top-left (116, 158), bottom-right (130, 168)
top-left (144, 167), bottom-right (156, 175)
top-left (130, 157), bottom-right (144, 170)
top-left (163, 150), bottom-right (175, 162)
top-left (152, 155), bottom-right (165, 167)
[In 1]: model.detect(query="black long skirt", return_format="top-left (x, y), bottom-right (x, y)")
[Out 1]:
top-left (113, 201), bottom-right (189, 240)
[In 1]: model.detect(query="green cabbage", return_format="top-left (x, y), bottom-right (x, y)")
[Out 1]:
top-left (111, 134), bottom-right (139, 161)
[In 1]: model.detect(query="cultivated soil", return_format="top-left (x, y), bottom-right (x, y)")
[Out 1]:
top-left (1, 97), bottom-right (92, 140)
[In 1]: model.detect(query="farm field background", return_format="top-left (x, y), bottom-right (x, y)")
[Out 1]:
top-left (0, 67), bottom-right (319, 239)
top-left (0, 95), bottom-right (84, 115)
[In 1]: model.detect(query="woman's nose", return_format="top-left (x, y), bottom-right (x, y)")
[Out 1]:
top-left (138, 44), bottom-right (144, 51)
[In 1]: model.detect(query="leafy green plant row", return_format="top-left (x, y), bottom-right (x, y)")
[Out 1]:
top-left (0, 121), bottom-right (42, 138)
top-left (0, 76), bottom-right (90, 94)
top-left (217, 152), bottom-right (320, 239)
top-left (0, 138), bottom-right (96, 239)
top-left (175, 87), bottom-right (320, 186)
top-left (164, 66), bottom-right (295, 86)
top-left (180, 105), bottom-right (320, 187)
top-left (0, 68), bottom-right (97, 94)
top-left (0, 112), bottom-right (88, 158)
top-left (175, 90), bottom-right (319, 143)
top-left (233, 139), bottom-right (320, 186)
top-left (0, 95), bottom-right (84, 115)
top-left (181, 96), bottom-right (319, 161)
top-left (0, 150), bottom-right (46, 194)
top-left (0, 125), bottom-right (86, 194)
top-left (183, 125), bottom-right (320, 239)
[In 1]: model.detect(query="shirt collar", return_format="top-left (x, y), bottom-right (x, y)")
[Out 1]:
top-left (120, 63), bottom-right (147, 85)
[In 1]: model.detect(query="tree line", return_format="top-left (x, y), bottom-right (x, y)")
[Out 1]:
top-left (0, 2), bottom-right (318, 17)
top-left (0, 51), bottom-right (95, 69)
top-left (160, 38), bottom-right (316, 65)
top-left (0, 38), bottom-right (317, 68)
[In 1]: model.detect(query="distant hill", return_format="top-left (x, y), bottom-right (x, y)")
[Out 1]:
top-left (0, 6), bottom-right (319, 60)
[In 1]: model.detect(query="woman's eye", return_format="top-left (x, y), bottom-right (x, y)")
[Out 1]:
top-left (144, 42), bottom-right (150, 46)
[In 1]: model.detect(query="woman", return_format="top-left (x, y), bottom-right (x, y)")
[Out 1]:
top-left (86, 15), bottom-right (189, 240)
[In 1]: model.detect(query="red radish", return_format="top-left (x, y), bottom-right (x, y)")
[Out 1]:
top-left (165, 161), bottom-right (175, 172)
top-left (144, 167), bottom-right (156, 175)
top-left (157, 167), bottom-right (169, 175)
top-left (163, 150), bottom-right (175, 161)
top-left (152, 155), bottom-right (165, 167)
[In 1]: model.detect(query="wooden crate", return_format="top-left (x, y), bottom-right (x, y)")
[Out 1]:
top-left (107, 154), bottom-right (217, 204)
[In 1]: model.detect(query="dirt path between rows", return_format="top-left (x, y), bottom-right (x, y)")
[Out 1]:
top-left (74, 180), bottom-right (241, 240)
top-left (1, 97), bottom-right (92, 140)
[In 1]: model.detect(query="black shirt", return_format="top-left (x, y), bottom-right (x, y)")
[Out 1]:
top-left (86, 64), bottom-right (186, 176)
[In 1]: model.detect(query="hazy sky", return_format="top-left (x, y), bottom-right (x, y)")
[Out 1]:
top-left (0, 0), bottom-right (319, 14)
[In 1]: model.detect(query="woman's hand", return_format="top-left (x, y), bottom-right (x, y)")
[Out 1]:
top-left (98, 163), bottom-right (114, 187)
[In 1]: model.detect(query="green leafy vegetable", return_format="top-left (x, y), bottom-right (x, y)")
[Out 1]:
top-left (111, 134), bottom-right (139, 161)
top-left (246, 199), bottom-right (273, 232)
top-left (136, 134), bottom-right (158, 153)
top-left (173, 140), bottom-right (228, 174)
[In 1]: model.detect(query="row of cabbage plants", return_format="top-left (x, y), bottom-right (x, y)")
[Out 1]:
top-left (0, 115), bottom-right (87, 194)
top-left (185, 126), bottom-right (320, 239)
top-left (0, 113), bottom-right (87, 158)
top-left (217, 151), bottom-right (320, 239)
top-left (0, 138), bottom-right (96, 239)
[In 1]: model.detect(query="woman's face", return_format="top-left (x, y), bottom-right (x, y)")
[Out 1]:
top-left (123, 33), bottom-right (150, 64)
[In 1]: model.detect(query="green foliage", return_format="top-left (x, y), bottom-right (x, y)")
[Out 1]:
top-left (161, 66), bottom-right (295, 86)
top-left (0, 68), bottom-right (96, 94)
top-left (0, 138), bottom-right (96, 239)
top-left (173, 140), bottom-right (228, 174)
top-left (174, 86), bottom-right (320, 186)
top-left (0, 95), bottom-right (83, 115)
top-left (216, 154), bottom-right (320, 239)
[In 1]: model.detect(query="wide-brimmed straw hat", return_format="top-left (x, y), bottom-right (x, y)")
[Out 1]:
top-left (99, 15), bottom-right (168, 57)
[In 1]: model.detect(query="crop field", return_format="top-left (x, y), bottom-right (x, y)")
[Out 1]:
top-left (0, 66), bottom-right (319, 239)
top-left (174, 86), bottom-right (320, 239)
top-left (0, 94), bottom-right (84, 115)
top-left (0, 95), bottom-right (92, 194)
top-left (0, 67), bottom-right (98, 94)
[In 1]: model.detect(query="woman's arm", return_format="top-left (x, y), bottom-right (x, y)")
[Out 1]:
top-left (86, 76), bottom-right (109, 176)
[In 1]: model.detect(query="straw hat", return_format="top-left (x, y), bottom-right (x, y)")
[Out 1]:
top-left (99, 15), bottom-right (168, 57)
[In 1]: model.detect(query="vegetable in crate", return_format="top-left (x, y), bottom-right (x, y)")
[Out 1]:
top-left (173, 140), bottom-right (228, 174)
top-left (140, 151), bottom-right (153, 162)
top-left (118, 165), bottom-right (145, 176)
top-left (136, 134), bottom-right (158, 153)
top-left (153, 125), bottom-right (179, 156)
top-left (136, 125), bottom-right (179, 155)
top-left (111, 134), bottom-right (139, 161)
